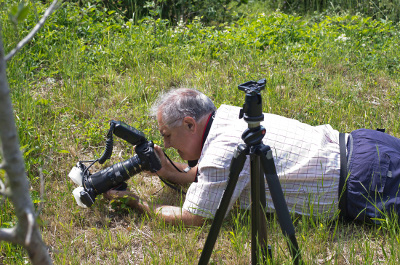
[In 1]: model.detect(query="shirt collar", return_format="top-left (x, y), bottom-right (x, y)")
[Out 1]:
top-left (187, 111), bottom-right (215, 167)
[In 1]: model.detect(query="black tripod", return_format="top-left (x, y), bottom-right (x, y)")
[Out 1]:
top-left (198, 79), bottom-right (301, 265)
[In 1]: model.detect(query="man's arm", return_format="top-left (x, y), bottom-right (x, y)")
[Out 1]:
top-left (104, 190), bottom-right (205, 226)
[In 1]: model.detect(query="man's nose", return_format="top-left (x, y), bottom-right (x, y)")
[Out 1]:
top-left (164, 139), bottom-right (171, 149)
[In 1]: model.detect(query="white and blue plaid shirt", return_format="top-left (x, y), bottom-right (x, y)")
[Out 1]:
top-left (183, 104), bottom-right (341, 219)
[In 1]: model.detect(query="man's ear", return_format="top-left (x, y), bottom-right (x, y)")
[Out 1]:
top-left (183, 117), bottom-right (196, 132)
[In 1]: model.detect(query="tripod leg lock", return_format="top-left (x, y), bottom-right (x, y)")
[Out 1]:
top-left (233, 144), bottom-right (247, 158)
top-left (229, 144), bottom-right (248, 173)
top-left (266, 149), bottom-right (273, 160)
top-left (256, 145), bottom-right (273, 160)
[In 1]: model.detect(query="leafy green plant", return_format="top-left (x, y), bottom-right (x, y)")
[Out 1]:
top-left (67, 0), bottom-right (248, 24)
top-left (271, 0), bottom-right (400, 22)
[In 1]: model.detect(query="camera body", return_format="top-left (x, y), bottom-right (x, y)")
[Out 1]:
top-left (69, 121), bottom-right (161, 208)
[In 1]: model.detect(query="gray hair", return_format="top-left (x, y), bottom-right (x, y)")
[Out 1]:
top-left (151, 88), bottom-right (216, 128)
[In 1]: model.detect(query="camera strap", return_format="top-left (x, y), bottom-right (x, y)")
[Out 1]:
top-left (188, 111), bottom-right (215, 168)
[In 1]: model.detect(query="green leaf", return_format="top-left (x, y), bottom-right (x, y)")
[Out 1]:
top-left (9, 1), bottom-right (29, 23)
top-left (24, 148), bottom-right (35, 157)
top-left (17, 5), bottom-right (29, 22)
top-left (10, 4), bottom-right (18, 16)
top-left (35, 98), bottom-right (49, 106)
top-left (18, 1), bottom-right (25, 12)
top-left (1, 222), bottom-right (15, 228)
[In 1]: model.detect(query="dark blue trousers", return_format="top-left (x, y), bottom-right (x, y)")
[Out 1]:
top-left (346, 129), bottom-right (400, 221)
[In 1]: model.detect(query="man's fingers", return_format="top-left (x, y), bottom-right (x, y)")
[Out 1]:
top-left (153, 145), bottom-right (164, 157)
top-left (104, 190), bottom-right (125, 200)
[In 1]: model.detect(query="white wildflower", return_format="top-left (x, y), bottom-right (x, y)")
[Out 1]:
top-left (335, 34), bottom-right (349, 42)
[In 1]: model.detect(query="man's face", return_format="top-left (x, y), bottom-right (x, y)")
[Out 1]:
top-left (157, 113), bottom-right (202, 161)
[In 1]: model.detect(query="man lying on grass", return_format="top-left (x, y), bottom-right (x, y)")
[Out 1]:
top-left (105, 88), bottom-right (400, 226)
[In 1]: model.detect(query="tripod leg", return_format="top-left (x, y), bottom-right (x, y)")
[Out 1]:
top-left (257, 158), bottom-right (272, 263)
top-left (257, 146), bottom-right (302, 265)
top-left (250, 154), bottom-right (269, 264)
top-left (198, 144), bottom-right (248, 265)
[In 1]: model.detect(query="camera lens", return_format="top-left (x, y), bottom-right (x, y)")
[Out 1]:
top-left (84, 155), bottom-right (143, 196)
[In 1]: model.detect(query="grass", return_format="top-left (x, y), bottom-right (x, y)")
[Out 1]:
top-left (1, 0), bottom-right (400, 264)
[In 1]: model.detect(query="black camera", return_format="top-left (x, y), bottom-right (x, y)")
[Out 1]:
top-left (68, 120), bottom-right (161, 208)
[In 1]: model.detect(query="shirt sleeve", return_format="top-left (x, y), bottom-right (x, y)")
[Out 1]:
top-left (183, 165), bottom-right (251, 219)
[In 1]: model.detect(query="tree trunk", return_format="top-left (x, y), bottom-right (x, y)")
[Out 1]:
top-left (0, 32), bottom-right (53, 265)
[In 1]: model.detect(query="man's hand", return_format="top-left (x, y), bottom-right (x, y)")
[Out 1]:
top-left (104, 189), bottom-right (133, 200)
top-left (152, 144), bottom-right (197, 185)
top-left (104, 189), bottom-right (139, 209)
top-left (103, 188), bottom-right (205, 226)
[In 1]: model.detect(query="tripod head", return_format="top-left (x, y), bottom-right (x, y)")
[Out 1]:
top-left (238, 78), bottom-right (267, 146)
top-left (238, 78), bottom-right (266, 124)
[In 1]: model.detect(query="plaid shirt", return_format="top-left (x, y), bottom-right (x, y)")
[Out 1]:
top-left (182, 104), bottom-right (340, 218)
